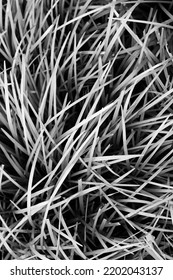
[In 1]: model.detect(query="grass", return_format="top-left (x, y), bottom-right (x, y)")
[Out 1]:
top-left (0, 0), bottom-right (173, 260)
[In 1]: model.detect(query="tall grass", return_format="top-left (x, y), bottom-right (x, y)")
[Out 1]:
top-left (0, 0), bottom-right (173, 259)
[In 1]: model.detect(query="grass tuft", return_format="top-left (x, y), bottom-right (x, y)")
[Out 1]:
top-left (0, 0), bottom-right (173, 259)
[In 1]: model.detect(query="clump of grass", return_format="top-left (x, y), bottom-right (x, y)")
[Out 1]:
top-left (0, 0), bottom-right (173, 260)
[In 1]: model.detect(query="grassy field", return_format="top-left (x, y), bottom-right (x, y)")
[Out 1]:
top-left (0, 0), bottom-right (173, 260)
